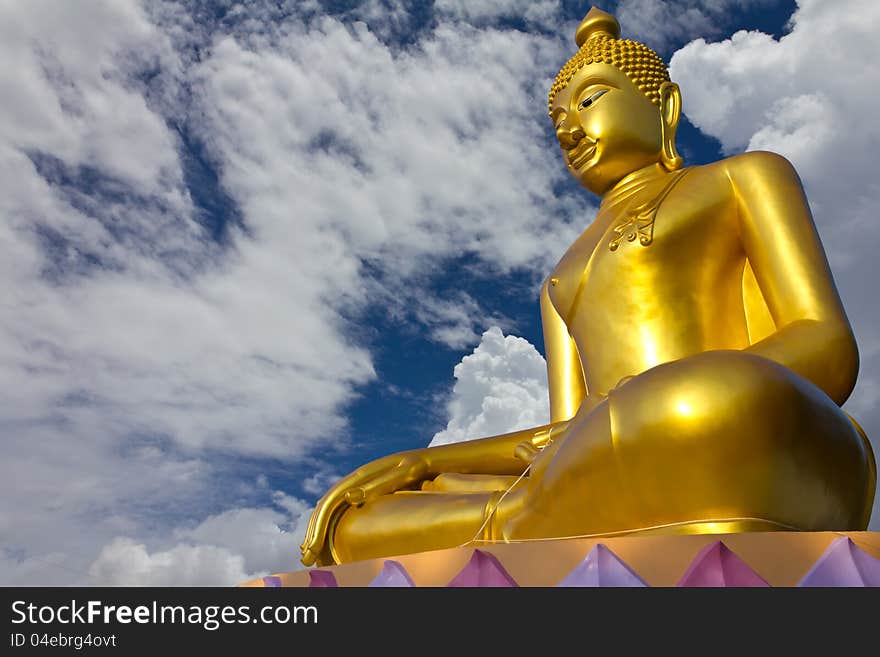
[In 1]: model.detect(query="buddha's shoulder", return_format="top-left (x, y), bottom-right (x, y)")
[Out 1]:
top-left (691, 151), bottom-right (800, 184)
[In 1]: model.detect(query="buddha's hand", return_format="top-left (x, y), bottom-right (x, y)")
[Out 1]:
top-left (300, 450), bottom-right (430, 567)
top-left (513, 421), bottom-right (571, 464)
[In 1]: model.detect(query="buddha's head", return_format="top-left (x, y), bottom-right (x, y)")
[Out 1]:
top-left (549, 7), bottom-right (683, 195)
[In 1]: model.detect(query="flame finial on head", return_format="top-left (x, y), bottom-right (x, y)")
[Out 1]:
top-left (575, 6), bottom-right (620, 46)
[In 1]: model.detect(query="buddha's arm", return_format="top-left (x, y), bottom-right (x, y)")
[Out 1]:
top-left (421, 421), bottom-right (569, 476)
top-left (301, 419), bottom-right (570, 565)
top-left (730, 151), bottom-right (859, 405)
top-left (422, 280), bottom-right (589, 474)
top-left (315, 283), bottom-right (587, 487)
top-left (540, 279), bottom-right (588, 422)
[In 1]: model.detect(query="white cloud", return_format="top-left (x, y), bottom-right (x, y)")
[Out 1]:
top-left (669, 0), bottom-right (880, 528)
top-left (430, 327), bottom-right (549, 446)
top-left (192, 18), bottom-right (583, 274)
top-left (0, 422), bottom-right (209, 586)
top-left (88, 539), bottom-right (250, 587)
top-left (348, 0), bottom-right (414, 39)
top-left (435, 1), bottom-right (563, 30)
top-left (616, 0), bottom-right (778, 52)
top-left (180, 499), bottom-right (310, 576)
top-left (88, 495), bottom-right (312, 586)
top-left (409, 291), bottom-right (512, 350)
top-left (301, 471), bottom-right (342, 497)
top-left (0, 1), bottom-right (381, 483)
top-left (0, 0), bottom-right (182, 194)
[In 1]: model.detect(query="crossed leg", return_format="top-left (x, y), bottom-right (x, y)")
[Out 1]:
top-left (331, 351), bottom-right (875, 564)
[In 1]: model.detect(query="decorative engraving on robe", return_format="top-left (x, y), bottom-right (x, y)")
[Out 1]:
top-left (608, 168), bottom-right (691, 252)
top-left (609, 207), bottom-right (658, 250)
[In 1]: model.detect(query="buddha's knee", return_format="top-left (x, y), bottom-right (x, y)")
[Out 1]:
top-left (603, 350), bottom-right (873, 527)
top-left (608, 350), bottom-right (853, 453)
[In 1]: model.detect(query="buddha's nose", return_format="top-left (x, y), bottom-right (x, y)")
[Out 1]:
top-left (557, 124), bottom-right (585, 150)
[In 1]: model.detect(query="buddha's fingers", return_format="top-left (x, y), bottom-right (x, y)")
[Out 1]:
top-left (300, 452), bottom-right (430, 565)
top-left (515, 441), bottom-right (540, 463)
top-left (515, 422), bottom-right (569, 463)
top-left (302, 488), bottom-right (341, 548)
top-left (300, 546), bottom-right (319, 568)
top-left (301, 473), bottom-right (370, 563)
top-left (347, 453), bottom-right (430, 504)
top-left (300, 496), bottom-right (343, 566)
top-left (301, 505), bottom-right (320, 554)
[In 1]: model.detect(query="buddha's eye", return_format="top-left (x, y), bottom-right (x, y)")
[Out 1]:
top-left (579, 88), bottom-right (609, 110)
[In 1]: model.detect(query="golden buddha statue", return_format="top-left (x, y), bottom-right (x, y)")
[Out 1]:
top-left (300, 7), bottom-right (876, 568)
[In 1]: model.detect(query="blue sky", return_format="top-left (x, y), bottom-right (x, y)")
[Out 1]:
top-left (2, 0), bottom-right (878, 585)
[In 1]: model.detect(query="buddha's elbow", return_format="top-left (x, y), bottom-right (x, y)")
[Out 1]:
top-left (821, 322), bottom-right (859, 406)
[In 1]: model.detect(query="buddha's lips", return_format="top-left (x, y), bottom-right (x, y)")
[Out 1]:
top-left (568, 139), bottom-right (598, 169)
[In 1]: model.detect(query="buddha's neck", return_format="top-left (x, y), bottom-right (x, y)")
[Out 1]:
top-left (601, 162), bottom-right (668, 208)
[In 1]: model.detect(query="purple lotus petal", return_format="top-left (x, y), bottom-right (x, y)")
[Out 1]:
top-left (309, 569), bottom-right (339, 588)
top-left (557, 544), bottom-right (648, 587)
top-left (447, 550), bottom-right (518, 587)
top-left (368, 560), bottom-right (416, 587)
top-left (798, 537), bottom-right (880, 587)
top-left (261, 575), bottom-right (282, 587)
top-left (677, 541), bottom-right (769, 587)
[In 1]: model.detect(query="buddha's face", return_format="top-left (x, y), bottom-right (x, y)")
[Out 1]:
top-left (550, 63), bottom-right (666, 195)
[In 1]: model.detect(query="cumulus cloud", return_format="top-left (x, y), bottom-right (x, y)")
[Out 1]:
top-left (669, 0), bottom-right (880, 527)
top-left (88, 539), bottom-right (251, 587)
top-left (430, 327), bottom-right (549, 446)
top-left (89, 495), bottom-right (311, 586)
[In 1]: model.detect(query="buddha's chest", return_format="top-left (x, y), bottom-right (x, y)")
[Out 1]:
top-left (547, 174), bottom-right (737, 324)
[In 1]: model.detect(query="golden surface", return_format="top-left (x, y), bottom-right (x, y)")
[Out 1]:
top-left (300, 6), bottom-right (876, 568)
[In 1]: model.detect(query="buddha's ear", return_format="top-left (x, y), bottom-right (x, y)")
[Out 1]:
top-left (659, 81), bottom-right (683, 171)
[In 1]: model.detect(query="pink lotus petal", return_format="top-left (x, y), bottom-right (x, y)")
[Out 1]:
top-left (309, 569), bottom-right (339, 587)
top-left (798, 537), bottom-right (880, 587)
top-left (557, 544), bottom-right (648, 587)
top-left (447, 550), bottom-right (518, 587)
top-left (677, 541), bottom-right (769, 587)
top-left (369, 560), bottom-right (416, 587)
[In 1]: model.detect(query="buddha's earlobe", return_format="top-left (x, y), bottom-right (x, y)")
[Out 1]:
top-left (659, 81), bottom-right (683, 171)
